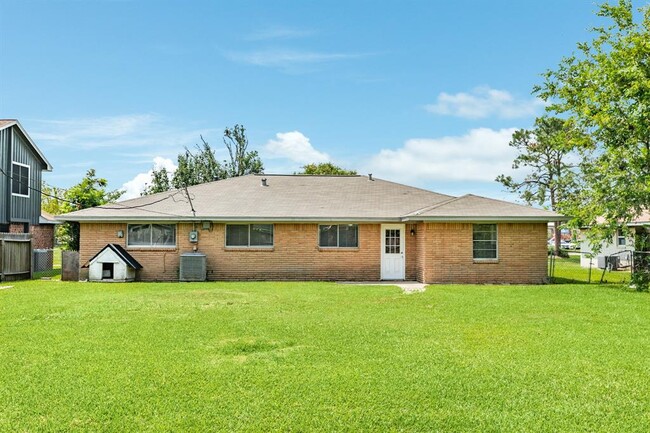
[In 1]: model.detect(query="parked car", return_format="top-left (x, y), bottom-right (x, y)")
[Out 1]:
top-left (548, 238), bottom-right (578, 250)
top-left (561, 240), bottom-right (577, 250)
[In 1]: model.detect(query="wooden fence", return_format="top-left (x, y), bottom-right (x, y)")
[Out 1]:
top-left (0, 233), bottom-right (32, 281)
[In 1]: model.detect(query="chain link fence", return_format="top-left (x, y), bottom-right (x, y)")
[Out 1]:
top-left (32, 248), bottom-right (61, 279)
top-left (548, 250), bottom-right (634, 284)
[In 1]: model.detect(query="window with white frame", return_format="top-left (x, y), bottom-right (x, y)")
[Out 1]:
top-left (11, 162), bottom-right (29, 197)
top-left (127, 224), bottom-right (176, 247)
top-left (617, 230), bottom-right (627, 247)
top-left (226, 224), bottom-right (273, 247)
top-left (319, 224), bottom-right (358, 248)
top-left (473, 224), bottom-right (498, 259)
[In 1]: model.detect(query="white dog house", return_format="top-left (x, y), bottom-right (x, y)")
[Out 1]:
top-left (86, 244), bottom-right (142, 282)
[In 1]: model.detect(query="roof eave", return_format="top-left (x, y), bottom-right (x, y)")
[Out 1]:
top-left (4, 120), bottom-right (54, 171)
top-left (56, 215), bottom-right (406, 223)
top-left (402, 215), bottom-right (569, 223)
top-left (58, 214), bottom-right (568, 223)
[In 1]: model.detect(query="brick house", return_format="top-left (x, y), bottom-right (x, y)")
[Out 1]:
top-left (0, 119), bottom-right (54, 246)
top-left (59, 174), bottom-right (564, 283)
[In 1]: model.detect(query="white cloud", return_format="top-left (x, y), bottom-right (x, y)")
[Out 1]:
top-left (29, 113), bottom-right (215, 190)
top-left (366, 127), bottom-right (518, 183)
top-left (120, 156), bottom-right (177, 200)
top-left (30, 114), bottom-right (215, 150)
top-left (264, 131), bottom-right (329, 165)
top-left (225, 49), bottom-right (364, 68)
top-left (425, 86), bottom-right (545, 119)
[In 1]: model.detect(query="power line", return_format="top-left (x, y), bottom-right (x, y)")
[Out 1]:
top-left (0, 166), bottom-right (79, 206)
top-left (0, 166), bottom-right (181, 212)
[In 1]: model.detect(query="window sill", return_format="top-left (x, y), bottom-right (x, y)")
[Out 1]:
top-left (473, 259), bottom-right (499, 264)
top-left (224, 247), bottom-right (275, 252)
top-left (318, 247), bottom-right (360, 252)
top-left (127, 247), bottom-right (177, 251)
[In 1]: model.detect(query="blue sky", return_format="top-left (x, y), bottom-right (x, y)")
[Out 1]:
top-left (0, 0), bottom-right (634, 201)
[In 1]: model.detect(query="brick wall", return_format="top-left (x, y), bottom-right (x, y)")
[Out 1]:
top-left (30, 224), bottom-right (54, 249)
top-left (415, 222), bottom-right (548, 284)
top-left (79, 223), bottom-right (383, 282)
top-left (8, 223), bottom-right (26, 233)
top-left (79, 221), bottom-right (548, 283)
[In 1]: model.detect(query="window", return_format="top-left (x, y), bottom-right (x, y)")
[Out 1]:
top-left (11, 162), bottom-right (29, 197)
top-left (473, 224), bottom-right (497, 260)
top-left (319, 224), bottom-right (358, 248)
top-left (385, 228), bottom-right (401, 254)
top-left (226, 224), bottom-right (273, 247)
top-left (617, 230), bottom-right (627, 247)
top-left (127, 224), bottom-right (176, 247)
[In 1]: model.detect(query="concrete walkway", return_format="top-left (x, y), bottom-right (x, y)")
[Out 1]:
top-left (338, 281), bottom-right (427, 294)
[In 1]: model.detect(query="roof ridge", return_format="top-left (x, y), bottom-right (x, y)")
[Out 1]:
top-left (256, 173), bottom-right (363, 178)
top-left (404, 194), bottom-right (466, 216)
top-left (462, 193), bottom-right (552, 210)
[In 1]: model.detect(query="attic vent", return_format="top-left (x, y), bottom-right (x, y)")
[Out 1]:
top-left (179, 253), bottom-right (207, 282)
top-left (368, 173), bottom-right (373, 181)
top-left (261, 178), bottom-right (268, 187)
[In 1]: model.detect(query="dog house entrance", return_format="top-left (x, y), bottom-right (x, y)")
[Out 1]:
top-left (102, 263), bottom-right (114, 280)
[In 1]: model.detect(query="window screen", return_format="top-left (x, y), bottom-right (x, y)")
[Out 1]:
top-left (319, 224), bottom-right (358, 248)
top-left (226, 224), bottom-right (273, 247)
top-left (11, 163), bottom-right (29, 196)
top-left (128, 224), bottom-right (175, 247)
top-left (473, 224), bottom-right (497, 259)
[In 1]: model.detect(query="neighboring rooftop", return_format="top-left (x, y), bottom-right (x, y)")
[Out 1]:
top-left (59, 174), bottom-right (565, 223)
top-left (594, 210), bottom-right (650, 227)
top-left (0, 119), bottom-right (53, 171)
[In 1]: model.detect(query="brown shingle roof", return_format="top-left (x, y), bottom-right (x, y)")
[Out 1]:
top-left (404, 194), bottom-right (565, 221)
top-left (58, 174), bottom-right (565, 222)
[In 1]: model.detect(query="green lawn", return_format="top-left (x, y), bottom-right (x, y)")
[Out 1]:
top-left (1, 281), bottom-right (649, 432)
top-left (550, 253), bottom-right (631, 284)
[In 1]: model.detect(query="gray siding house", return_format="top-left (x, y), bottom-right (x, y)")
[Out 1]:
top-left (0, 119), bottom-right (53, 234)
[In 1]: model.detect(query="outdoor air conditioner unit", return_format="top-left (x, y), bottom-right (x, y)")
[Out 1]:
top-left (179, 253), bottom-right (207, 282)
top-left (597, 255), bottom-right (619, 270)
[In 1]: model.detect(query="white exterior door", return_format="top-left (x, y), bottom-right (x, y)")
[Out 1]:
top-left (381, 224), bottom-right (405, 280)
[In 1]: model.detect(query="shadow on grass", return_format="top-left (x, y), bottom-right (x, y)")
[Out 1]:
top-left (33, 269), bottom-right (61, 280)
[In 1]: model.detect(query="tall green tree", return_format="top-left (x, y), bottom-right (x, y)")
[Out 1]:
top-left (534, 0), bottom-right (650, 250)
top-left (41, 182), bottom-right (66, 216)
top-left (298, 162), bottom-right (357, 175)
top-left (222, 124), bottom-right (264, 178)
top-left (60, 169), bottom-right (123, 251)
top-left (143, 125), bottom-right (263, 194)
top-left (142, 167), bottom-right (171, 196)
top-left (171, 136), bottom-right (223, 190)
top-left (496, 116), bottom-right (589, 255)
top-left (41, 182), bottom-right (68, 246)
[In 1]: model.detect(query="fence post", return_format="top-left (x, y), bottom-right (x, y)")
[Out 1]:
top-left (61, 251), bottom-right (80, 281)
top-left (0, 238), bottom-right (4, 281)
top-left (29, 237), bottom-right (33, 280)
